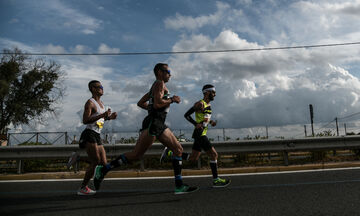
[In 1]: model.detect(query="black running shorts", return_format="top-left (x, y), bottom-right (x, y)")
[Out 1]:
top-left (79, 129), bottom-right (102, 149)
top-left (141, 113), bottom-right (168, 138)
top-left (192, 135), bottom-right (212, 152)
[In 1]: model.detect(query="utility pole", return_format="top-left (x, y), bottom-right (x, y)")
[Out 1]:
top-left (335, 117), bottom-right (339, 136)
top-left (344, 123), bottom-right (347, 135)
top-left (309, 104), bottom-right (314, 136)
top-left (266, 126), bottom-right (268, 139)
top-left (223, 128), bottom-right (226, 141)
top-left (304, 125), bottom-right (307, 137)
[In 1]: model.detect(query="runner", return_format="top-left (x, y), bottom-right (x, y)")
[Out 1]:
top-left (160, 84), bottom-right (230, 187)
top-left (94, 63), bottom-right (198, 194)
top-left (77, 80), bottom-right (117, 195)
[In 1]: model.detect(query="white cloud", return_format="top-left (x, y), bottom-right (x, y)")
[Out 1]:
top-left (98, 43), bottom-right (120, 53)
top-left (236, 0), bottom-right (252, 5)
top-left (4, 0), bottom-right (360, 138)
top-left (0, 38), bottom-right (37, 53)
top-left (29, 0), bottom-right (102, 35)
top-left (42, 44), bottom-right (67, 54)
top-left (69, 45), bottom-right (91, 54)
top-left (164, 2), bottom-right (236, 30)
top-left (166, 29), bottom-right (360, 129)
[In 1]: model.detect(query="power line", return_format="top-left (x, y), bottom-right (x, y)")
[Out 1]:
top-left (1, 41), bottom-right (360, 56)
top-left (314, 119), bottom-right (336, 132)
top-left (338, 111), bottom-right (360, 120)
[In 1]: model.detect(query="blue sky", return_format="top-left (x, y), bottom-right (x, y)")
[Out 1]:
top-left (1, 0), bottom-right (360, 138)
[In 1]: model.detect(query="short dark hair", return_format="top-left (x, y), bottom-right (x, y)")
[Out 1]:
top-left (153, 63), bottom-right (168, 76)
top-left (202, 84), bottom-right (215, 91)
top-left (88, 80), bottom-right (100, 92)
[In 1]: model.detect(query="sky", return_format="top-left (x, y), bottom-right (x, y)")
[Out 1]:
top-left (1, 0), bottom-right (360, 139)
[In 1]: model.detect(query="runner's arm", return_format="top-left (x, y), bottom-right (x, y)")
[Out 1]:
top-left (137, 92), bottom-right (150, 110)
top-left (82, 100), bottom-right (109, 124)
top-left (153, 81), bottom-right (179, 109)
top-left (185, 101), bottom-right (204, 127)
top-left (184, 107), bottom-right (197, 126)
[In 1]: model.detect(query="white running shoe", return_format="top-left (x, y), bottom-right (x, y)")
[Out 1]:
top-left (77, 186), bottom-right (96, 196)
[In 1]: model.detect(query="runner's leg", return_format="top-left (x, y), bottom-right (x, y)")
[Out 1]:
top-left (188, 149), bottom-right (201, 162)
top-left (158, 128), bottom-right (199, 194)
top-left (81, 142), bottom-right (100, 188)
top-left (206, 147), bottom-right (219, 179)
top-left (158, 129), bottom-right (184, 187)
top-left (98, 145), bottom-right (107, 165)
top-left (124, 129), bottom-right (156, 161)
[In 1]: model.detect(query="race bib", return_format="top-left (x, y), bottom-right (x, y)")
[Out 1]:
top-left (96, 119), bottom-right (105, 129)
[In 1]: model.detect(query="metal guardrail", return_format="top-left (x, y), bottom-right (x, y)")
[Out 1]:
top-left (7, 132), bottom-right (71, 146)
top-left (1, 135), bottom-right (360, 174)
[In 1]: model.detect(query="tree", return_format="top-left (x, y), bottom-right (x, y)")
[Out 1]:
top-left (0, 48), bottom-right (65, 134)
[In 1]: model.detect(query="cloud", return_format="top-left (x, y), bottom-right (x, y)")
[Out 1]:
top-left (165, 29), bottom-right (360, 129)
top-left (24, 0), bottom-right (102, 35)
top-left (236, 0), bottom-right (253, 5)
top-left (42, 44), bottom-right (67, 54)
top-left (0, 39), bottom-right (142, 132)
top-left (0, 38), bottom-right (37, 52)
top-left (164, 2), bottom-right (237, 31)
top-left (4, 0), bottom-right (360, 138)
top-left (98, 43), bottom-right (120, 53)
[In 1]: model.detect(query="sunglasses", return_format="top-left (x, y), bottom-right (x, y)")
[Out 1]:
top-left (94, 85), bottom-right (103, 90)
top-left (161, 68), bottom-right (171, 74)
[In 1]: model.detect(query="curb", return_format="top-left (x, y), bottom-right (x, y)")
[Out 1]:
top-left (1, 161), bottom-right (360, 180)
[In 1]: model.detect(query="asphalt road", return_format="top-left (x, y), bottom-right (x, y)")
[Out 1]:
top-left (1, 168), bottom-right (360, 216)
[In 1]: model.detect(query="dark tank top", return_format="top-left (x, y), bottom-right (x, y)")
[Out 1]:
top-left (148, 80), bottom-right (171, 116)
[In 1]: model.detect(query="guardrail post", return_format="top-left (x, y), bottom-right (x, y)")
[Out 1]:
top-left (197, 159), bottom-right (201, 169)
top-left (75, 161), bottom-right (79, 173)
top-left (283, 151), bottom-right (289, 166)
top-left (140, 158), bottom-right (145, 171)
top-left (17, 159), bottom-right (24, 174)
top-left (7, 133), bottom-right (11, 146)
top-left (65, 132), bottom-right (68, 145)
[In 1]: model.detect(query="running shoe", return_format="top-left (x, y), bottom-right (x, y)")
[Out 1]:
top-left (159, 147), bottom-right (172, 163)
top-left (93, 165), bottom-right (104, 190)
top-left (174, 184), bottom-right (199, 195)
top-left (213, 177), bottom-right (231, 188)
top-left (77, 186), bottom-right (96, 196)
top-left (66, 151), bottom-right (79, 169)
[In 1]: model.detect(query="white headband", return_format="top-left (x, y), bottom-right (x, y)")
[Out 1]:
top-left (202, 87), bottom-right (216, 93)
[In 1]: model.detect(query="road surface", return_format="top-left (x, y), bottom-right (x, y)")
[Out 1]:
top-left (1, 168), bottom-right (360, 216)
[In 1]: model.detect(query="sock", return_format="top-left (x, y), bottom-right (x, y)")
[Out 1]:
top-left (102, 154), bottom-right (128, 174)
top-left (172, 156), bottom-right (183, 187)
top-left (210, 160), bottom-right (218, 179)
top-left (167, 150), bottom-right (189, 161)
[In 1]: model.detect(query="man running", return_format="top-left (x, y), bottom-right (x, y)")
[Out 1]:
top-left (94, 63), bottom-right (198, 194)
top-left (160, 84), bottom-right (230, 187)
top-left (77, 80), bottom-right (117, 195)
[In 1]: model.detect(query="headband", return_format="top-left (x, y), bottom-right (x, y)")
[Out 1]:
top-left (202, 87), bottom-right (216, 93)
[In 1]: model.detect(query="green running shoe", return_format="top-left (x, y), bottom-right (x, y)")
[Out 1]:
top-left (213, 177), bottom-right (231, 188)
top-left (174, 184), bottom-right (199, 195)
top-left (93, 165), bottom-right (104, 190)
